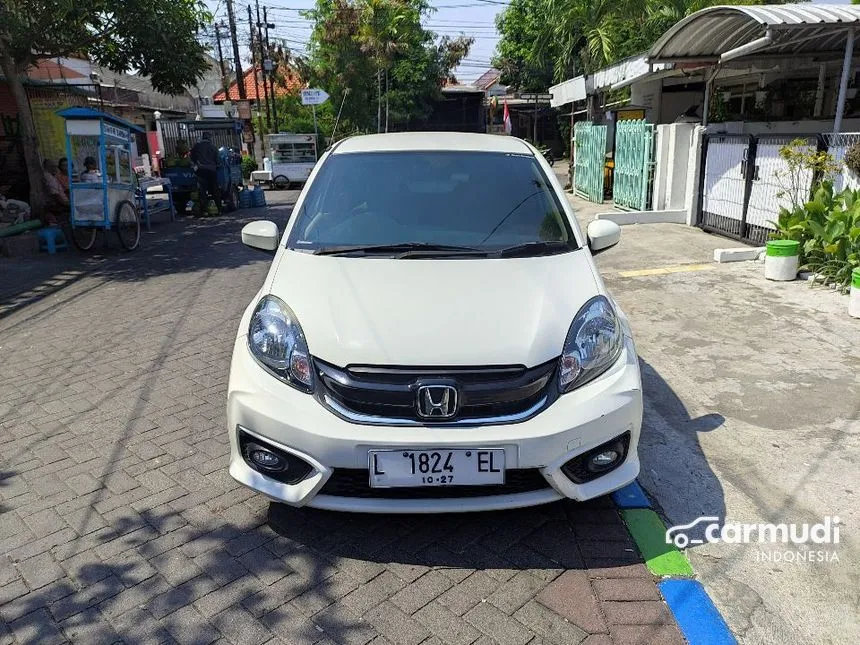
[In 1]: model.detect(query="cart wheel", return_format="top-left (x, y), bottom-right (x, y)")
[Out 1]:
top-left (71, 226), bottom-right (98, 251)
top-left (115, 200), bottom-right (141, 251)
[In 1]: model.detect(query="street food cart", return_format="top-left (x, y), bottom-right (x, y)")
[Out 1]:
top-left (58, 107), bottom-right (143, 250)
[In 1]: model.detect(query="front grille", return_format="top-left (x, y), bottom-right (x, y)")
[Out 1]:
top-left (319, 468), bottom-right (550, 499)
top-left (315, 359), bottom-right (557, 424)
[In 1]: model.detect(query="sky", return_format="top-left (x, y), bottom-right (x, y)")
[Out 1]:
top-left (204, 0), bottom-right (504, 86)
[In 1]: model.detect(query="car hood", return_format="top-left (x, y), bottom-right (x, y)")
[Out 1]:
top-left (268, 249), bottom-right (600, 367)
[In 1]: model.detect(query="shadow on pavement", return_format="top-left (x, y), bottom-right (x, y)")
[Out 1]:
top-left (638, 358), bottom-right (727, 544)
top-left (0, 199), bottom-right (295, 322)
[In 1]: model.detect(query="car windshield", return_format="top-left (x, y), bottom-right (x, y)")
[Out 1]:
top-left (286, 151), bottom-right (576, 256)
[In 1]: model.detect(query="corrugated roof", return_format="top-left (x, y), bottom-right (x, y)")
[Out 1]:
top-left (649, 4), bottom-right (860, 62)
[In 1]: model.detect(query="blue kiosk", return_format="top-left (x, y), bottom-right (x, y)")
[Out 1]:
top-left (58, 107), bottom-right (143, 251)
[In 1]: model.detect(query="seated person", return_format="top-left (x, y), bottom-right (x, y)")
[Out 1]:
top-left (43, 159), bottom-right (69, 226)
top-left (80, 156), bottom-right (101, 182)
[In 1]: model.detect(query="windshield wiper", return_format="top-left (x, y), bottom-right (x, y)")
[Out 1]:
top-left (314, 243), bottom-right (487, 258)
top-left (496, 240), bottom-right (574, 258)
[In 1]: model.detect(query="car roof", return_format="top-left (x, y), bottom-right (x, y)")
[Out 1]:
top-left (333, 132), bottom-right (534, 155)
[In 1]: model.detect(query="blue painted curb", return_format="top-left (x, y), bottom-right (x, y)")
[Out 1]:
top-left (659, 579), bottom-right (737, 645)
top-left (611, 480), bottom-right (651, 508)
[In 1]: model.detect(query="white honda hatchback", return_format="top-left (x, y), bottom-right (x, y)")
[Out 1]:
top-left (227, 132), bottom-right (642, 513)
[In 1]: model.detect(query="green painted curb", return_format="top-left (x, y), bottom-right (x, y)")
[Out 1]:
top-left (621, 508), bottom-right (694, 576)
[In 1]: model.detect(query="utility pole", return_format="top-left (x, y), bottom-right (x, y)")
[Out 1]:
top-left (263, 6), bottom-right (279, 132)
top-left (254, 2), bottom-right (272, 131)
top-left (249, 5), bottom-right (270, 132)
top-left (226, 0), bottom-right (246, 100)
top-left (214, 23), bottom-right (229, 97)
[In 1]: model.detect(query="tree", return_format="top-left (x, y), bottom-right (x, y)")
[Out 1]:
top-left (0, 0), bottom-right (210, 219)
top-left (302, 0), bottom-right (472, 133)
top-left (492, 0), bottom-right (556, 92)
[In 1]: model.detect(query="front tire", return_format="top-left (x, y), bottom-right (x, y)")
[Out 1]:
top-left (71, 226), bottom-right (97, 251)
top-left (115, 200), bottom-right (141, 251)
top-left (273, 175), bottom-right (289, 190)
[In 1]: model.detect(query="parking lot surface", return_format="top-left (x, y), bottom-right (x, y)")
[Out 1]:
top-left (0, 193), bottom-right (683, 645)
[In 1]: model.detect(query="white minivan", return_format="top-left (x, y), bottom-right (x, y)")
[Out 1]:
top-left (228, 132), bottom-right (642, 513)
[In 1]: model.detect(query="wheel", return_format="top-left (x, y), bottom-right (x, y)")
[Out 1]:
top-left (70, 225), bottom-right (97, 251)
top-left (115, 200), bottom-right (141, 251)
top-left (273, 175), bottom-right (289, 190)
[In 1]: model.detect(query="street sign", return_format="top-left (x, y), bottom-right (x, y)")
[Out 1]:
top-left (301, 89), bottom-right (330, 106)
top-left (263, 59), bottom-right (274, 72)
top-left (520, 93), bottom-right (553, 101)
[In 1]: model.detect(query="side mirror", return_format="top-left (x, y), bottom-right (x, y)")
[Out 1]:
top-left (587, 219), bottom-right (621, 254)
top-left (241, 220), bottom-right (279, 252)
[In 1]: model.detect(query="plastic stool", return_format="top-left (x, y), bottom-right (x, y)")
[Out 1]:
top-left (37, 227), bottom-right (68, 254)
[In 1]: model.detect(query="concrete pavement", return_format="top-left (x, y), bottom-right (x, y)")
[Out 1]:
top-left (567, 193), bottom-right (860, 645)
top-left (0, 192), bottom-right (684, 645)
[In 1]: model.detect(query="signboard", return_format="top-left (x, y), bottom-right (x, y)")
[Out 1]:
top-left (263, 59), bottom-right (274, 72)
top-left (103, 123), bottom-right (129, 142)
top-left (301, 89), bottom-right (330, 106)
top-left (236, 100), bottom-right (252, 120)
top-left (520, 93), bottom-right (553, 101)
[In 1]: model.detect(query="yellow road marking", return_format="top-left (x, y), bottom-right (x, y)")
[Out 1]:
top-left (618, 263), bottom-right (715, 278)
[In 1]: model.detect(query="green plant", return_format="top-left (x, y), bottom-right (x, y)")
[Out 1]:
top-left (844, 141), bottom-right (860, 176)
top-left (775, 139), bottom-right (840, 210)
top-left (241, 155), bottom-right (258, 180)
top-left (771, 181), bottom-right (860, 293)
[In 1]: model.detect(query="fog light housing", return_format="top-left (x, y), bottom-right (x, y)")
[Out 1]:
top-left (238, 428), bottom-right (314, 485)
top-left (561, 432), bottom-right (630, 484)
top-left (588, 450), bottom-right (619, 471)
top-left (246, 444), bottom-right (287, 472)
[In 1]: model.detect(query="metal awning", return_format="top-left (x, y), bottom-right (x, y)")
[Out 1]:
top-left (648, 4), bottom-right (860, 63)
top-left (648, 4), bottom-right (860, 132)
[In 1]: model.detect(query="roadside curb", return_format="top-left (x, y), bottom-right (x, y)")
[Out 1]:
top-left (612, 481), bottom-right (738, 645)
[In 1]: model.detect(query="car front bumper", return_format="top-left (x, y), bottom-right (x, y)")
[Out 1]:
top-left (226, 335), bottom-right (643, 513)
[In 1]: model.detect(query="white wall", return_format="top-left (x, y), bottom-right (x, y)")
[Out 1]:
top-left (652, 123), bottom-right (697, 211)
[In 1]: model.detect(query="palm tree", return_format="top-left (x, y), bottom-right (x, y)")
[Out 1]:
top-left (536, 0), bottom-right (619, 81)
top-left (359, 0), bottom-right (415, 131)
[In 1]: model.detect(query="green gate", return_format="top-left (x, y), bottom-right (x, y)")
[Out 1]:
top-left (612, 119), bottom-right (654, 211)
top-left (573, 122), bottom-right (607, 203)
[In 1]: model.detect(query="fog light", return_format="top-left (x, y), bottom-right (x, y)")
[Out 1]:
top-left (588, 450), bottom-right (619, 471)
top-left (246, 443), bottom-right (287, 472)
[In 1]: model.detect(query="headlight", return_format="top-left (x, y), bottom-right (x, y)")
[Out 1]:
top-left (248, 295), bottom-right (314, 392)
top-left (559, 295), bottom-right (623, 392)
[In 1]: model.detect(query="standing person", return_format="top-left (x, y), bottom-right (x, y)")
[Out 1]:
top-left (57, 157), bottom-right (71, 194)
top-left (190, 132), bottom-right (221, 215)
top-left (43, 159), bottom-right (69, 226)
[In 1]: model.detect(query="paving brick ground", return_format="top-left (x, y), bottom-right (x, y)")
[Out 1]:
top-left (0, 193), bottom-right (685, 645)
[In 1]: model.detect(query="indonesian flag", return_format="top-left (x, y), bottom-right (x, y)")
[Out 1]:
top-left (503, 99), bottom-right (512, 134)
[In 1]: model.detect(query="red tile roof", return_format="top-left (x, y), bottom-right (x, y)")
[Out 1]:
top-left (28, 59), bottom-right (86, 82)
top-left (213, 65), bottom-right (302, 102)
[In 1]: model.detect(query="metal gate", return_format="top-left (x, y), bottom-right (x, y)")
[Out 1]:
top-left (574, 121), bottom-right (607, 203)
top-left (698, 133), bottom-right (820, 245)
top-left (613, 119), bottom-right (654, 210)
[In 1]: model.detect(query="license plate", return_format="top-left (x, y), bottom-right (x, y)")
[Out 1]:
top-left (368, 449), bottom-right (505, 488)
